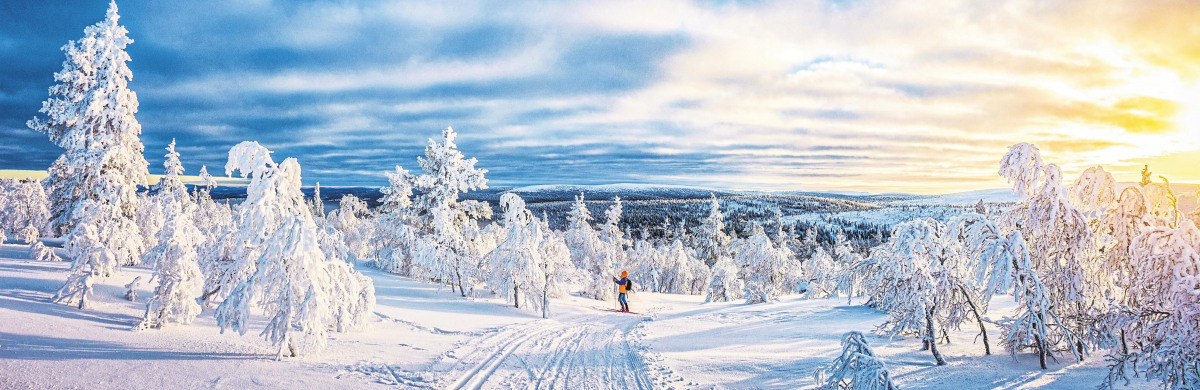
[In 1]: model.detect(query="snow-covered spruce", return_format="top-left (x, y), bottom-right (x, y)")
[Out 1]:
top-left (138, 140), bottom-right (206, 329)
top-left (213, 141), bottom-right (375, 358)
top-left (327, 194), bottom-right (375, 263)
top-left (814, 331), bottom-right (898, 390)
top-left (693, 194), bottom-right (731, 267)
top-left (28, 1), bottom-right (149, 271)
top-left (401, 127), bottom-right (493, 296)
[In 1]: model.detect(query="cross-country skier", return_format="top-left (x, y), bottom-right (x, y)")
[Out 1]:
top-left (612, 271), bottom-right (631, 312)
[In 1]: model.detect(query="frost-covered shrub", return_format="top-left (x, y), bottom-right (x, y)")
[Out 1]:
top-left (0, 179), bottom-right (51, 238)
top-left (30, 241), bottom-right (62, 262)
top-left (814, 331), bottom-right (898, 390)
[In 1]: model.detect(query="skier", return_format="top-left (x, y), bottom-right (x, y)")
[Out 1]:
top-left (612, 271), bottom-right (631, 312)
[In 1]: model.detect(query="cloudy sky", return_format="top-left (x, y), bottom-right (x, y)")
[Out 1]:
top-left (2, 0), bottom-right (1199, 194)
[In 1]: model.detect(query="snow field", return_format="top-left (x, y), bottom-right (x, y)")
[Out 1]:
top-left (0, 246), bottom-right (1155, 389)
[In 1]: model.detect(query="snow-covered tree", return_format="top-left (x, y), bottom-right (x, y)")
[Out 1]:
top-left (138, 201), bottom-right (204, 329)
top-left (705, 256), bottom-right (742, 303)
top-left (308, 182), bottom-right (325, 219)
top-left (138, 140), bottom-right (205, 329)
top-left (863, 218), bottom-right (953, 365)
top-left (214, 141), bottom-right (375, 358)
top-left (694, 194), bottom-right (731, 266)
top-left (662, 239), bottom-right (709, 295)
top-left (52, 205), bottom-right (117, 309)
top-left (28, 2), bottom-right (149, 260)
top-left (328, 194), bottom-right (374, 262)
top-left (404, 128), bottom-right (493, 296)
top-left (601, 196), bottom-right (629, 249)
top-left (18, 225), bottom-right (40, 245)
top-left (1100, 220), bottom-right (1200, 388)
top-left (735, 224), bottom-right (799, 304)
top-left (566, 193), bottom-right (623, 301)
top-left (998, 143), bottom-right (1100, 360)
top-left (372, 165), bottom-right (417, 274)
top-left (804, 244), bottom-right (838, 298)
top-left (0, 179), bottom-right (51, 238)
top-left (814, 331), bottom-right (898, 390)
top-left (486, 194), bottom-right (554, 312)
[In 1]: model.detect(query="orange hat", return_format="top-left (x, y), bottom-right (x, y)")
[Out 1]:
top-left (621, 271), bottom-right (628, 278)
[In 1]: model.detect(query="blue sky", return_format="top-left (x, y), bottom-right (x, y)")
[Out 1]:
top-left (3, 0), bottom-right (1199, 193)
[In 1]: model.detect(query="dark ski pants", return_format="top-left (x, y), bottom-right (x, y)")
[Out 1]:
top-left (618, 293), bottom-right (628, 311)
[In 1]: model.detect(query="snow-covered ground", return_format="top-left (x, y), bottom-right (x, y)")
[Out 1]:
top-left (0, 243), bottom-right (1152, 389)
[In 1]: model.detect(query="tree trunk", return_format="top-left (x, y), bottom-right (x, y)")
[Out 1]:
top-left (455, 269), bottom-right (466, 297)
top-left (514, 285), bottom-right (519, 308)
top-left (959, 286), bottom-right (990, 355)
top-left (1120, 329), bottom-right (1128, 355)
top-left (1035, 334), bottom-right (1047, 369)
top-left (926, 307), bottom-right (947, 366)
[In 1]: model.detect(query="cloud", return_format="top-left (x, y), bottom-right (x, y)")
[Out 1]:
top-left (3, 0), bottom-right (1199, 194)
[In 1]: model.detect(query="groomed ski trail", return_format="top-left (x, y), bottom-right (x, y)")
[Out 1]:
top-left (428, 309), bottom-right (657, 390)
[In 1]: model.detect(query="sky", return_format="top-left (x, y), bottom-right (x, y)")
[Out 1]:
top-left (2, 0), bottom-right (1199, 194)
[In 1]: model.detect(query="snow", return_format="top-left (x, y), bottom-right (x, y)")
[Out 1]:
top-left (0, 244), bottom-right (1154, 389)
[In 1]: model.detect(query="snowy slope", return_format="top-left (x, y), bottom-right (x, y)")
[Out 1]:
top-left (0, 245), bottom-right (1154, 389)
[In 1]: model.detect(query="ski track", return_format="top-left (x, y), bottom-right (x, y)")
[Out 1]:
top-left (352, 308), bottom-right (662, 389)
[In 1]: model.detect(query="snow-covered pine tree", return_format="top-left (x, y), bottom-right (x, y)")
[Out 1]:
top-left (372, 165), bottom-right (417, 274)
top-left (567, 192), bottom-right (592, 231)
top-left (138, 140), bottom-right (205, 329)
top-left (404, 128), bottom-right (493, 296)
top-left (735, 224), bottom-right (799, 304)
top-left (694, 194), bottom-right (731, 266)
top-left (601, 196), bottom-right (629, 250)
top-left (814, 331), bottom-right (898, 390)
top-left (214, 141), bottom-right (375, 358)
top-left (28, 2), bottom-right (149, 262)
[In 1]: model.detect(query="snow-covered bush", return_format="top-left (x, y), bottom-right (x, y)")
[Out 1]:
top-left (52, 206), bottom-right (118, 309)
top-left (18, 225), bottom-right (40, 245)
top-left (28, 1), bottom-right (149, 249)
top-left (213, 141), bottom-right (375, 358)
top-left (735, 224), bottom-right (799, 304)
top-left (814, 331), bottom-right (898, 390)
top-left (30, 241), bottom-right (62, 262)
